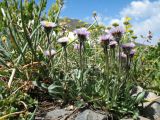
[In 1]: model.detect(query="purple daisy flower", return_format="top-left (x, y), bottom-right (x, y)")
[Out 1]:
top-left (120, 52), bottom-right (127, 59)
top-left (57, 37), bottom-right (69, 47)
top-left (122, 42), bottom-right (135, 54)
top-left (109, 26), bottom-right (125, 42)
top-left (117, 52), bottom-right (127, 64)
top-left (130, 49), bottom-right (136, 58)
top-left (74, 28), bottom-right (90, 40)
top-left (41, 21), bottom-right (57, 34)
top-left (147, 31), bottom-right (152, 40)
top-left (100, 34), bottom-right (113, 48)
top-left (109, 40), bottom-right (117, 48)
top-left (44, 49), bottom-right (56, 57)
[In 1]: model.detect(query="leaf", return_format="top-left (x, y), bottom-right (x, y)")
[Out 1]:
top-left (1, 8), bottom-right (6, 18)
top-left (132, 110), bottom-right (139, 120)
top-left (0, 58), bottom-right (10, 68)
top-left (77, 70), bottom-right (81, 80)
top-left (135, 91), bottom-right (145, 104)
top-left (41, 83), bottom-right (48, 89)
top-left (74, 100), bottom-right (85, 108)
top-left (48, 84), bottom-right (62, 94)
top-left (28, 106), bottom-right (38, 120)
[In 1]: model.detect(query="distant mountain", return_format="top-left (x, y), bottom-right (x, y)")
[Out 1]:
top-left (135, 42), bottom-right (145, 46)
top-left (59, 17), bottom-right (90, 30)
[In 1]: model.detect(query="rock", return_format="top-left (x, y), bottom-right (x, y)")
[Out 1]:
top-left (75, 109), bottom-right (109, 120)
top-left (131, 86), bottom-right (143, 97)
top-left (141, 92), bottom-right (160, 120)
top-left (138, 116), bottom-right (150, 120)
top-left (131, 86), bottom-right (160, 120)
top-left (45, 108), bottom-right (73, 120)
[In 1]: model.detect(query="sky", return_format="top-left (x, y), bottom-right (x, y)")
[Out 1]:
top-left (38, 0), bottom-right (160, 45)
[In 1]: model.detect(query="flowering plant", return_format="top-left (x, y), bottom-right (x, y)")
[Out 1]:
top-left (0, 0), bottom-right (158, 120)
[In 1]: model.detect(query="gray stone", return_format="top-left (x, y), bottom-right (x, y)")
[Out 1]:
top-left (75, 109), bottom-right (109, 120)
top-left (138, 116), bottom-right (151, 120)
top-left (131, 86), bottom-right (143, 97)
top-left (141, 92), bottom-right (160, 120)
top-left (131, 86), bottom-right (160, 120)
top-left (45, 108), bottom-right (72, 120)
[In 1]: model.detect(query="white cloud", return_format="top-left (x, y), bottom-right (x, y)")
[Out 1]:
top-left (84, 12), bottom-right (110, 25)
top-left (109, 0), bottom-right (160, 45)
top-left (120, 0), bottom-right (160, 19)
top-left (109, 17), bottom-right (125, 25)
top-left (82, 0), bottom-right (160, 45)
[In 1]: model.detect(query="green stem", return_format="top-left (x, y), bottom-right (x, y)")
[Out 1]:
top-left (104, 46), bottom-right (110, 101)
top-left (54, 4), bottom-right (63, 23)
top-left (64, 46), bottom-right (68, 72)
top-left (104, 46), bottom-right (109, 77)
top-left (82, 41), bottom-right (86, 69)
top-left (79, 40), bottom-right (84, 88)
top-left (80, 41), bottom-right (83, 71)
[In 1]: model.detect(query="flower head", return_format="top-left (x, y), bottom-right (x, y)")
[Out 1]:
top-left (109, 40), bottom-right (117, 48)
top-left (100, 34), bottom-right (113, 47)
top-left (44, 49), bottom-right (56, 57)
top-left (1, 36), bottom-right (6, 43)
top-left (117, 52), bottom-right (127, 65)
top-left (109, 26), bottom-right (125, 42)
top-left (130, 49), bottom-right (136, 58)
top-left (74, 28), bottom-right (90, 40)
top-left (57, 37), bottom-right (69, 47)
top-left (122, 42), bottom-right (135, 54)
top-left (41, 21), bottom-right (57, 34)
top-left (118, 52), bottom-right (127, 60)
top-left (147, 31), bottom-right (152, 40)
top-left (93, 11), bottom-right (97, 18)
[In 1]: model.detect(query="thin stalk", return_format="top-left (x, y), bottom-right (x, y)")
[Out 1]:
top-left (106, 49), bottom-right (109, 75)
top-left (38, 0), bottom-right (45, 20)
top-left (82, 41), bottom-right (86, 69)
top-left (63, 46), bottom-right (68, 72)
top-left (50, 58), bottom-right (55, 80)
top-left (79, 41), bottom-right (84, 88)
top-left (117, 42), bottom-right (122, 85)
top-left (54, 4), bottom-right (63, 23)
top-left (104, 46), bottom-right (109, 76)
top-left (112, 48), bottom-right (116, 64)
top-left (79, 41), bottom-right (83, 71)
top-left (104, 46), bottom-right (109, 100)
top-left (46, 33), bottom-right (52, 57)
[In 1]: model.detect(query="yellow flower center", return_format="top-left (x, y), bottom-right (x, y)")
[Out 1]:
top-left (1, 36), bottom-right (6, 43)
top-left (45, 21), bottom-right (50, 27)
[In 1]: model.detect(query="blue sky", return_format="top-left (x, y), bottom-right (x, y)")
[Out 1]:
top-left (37, 0), bottom-right (160, 45)
top-left (44, 0), bottom-right (133, 20)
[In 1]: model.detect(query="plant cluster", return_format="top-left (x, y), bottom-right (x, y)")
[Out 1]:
top-left (0, 0), bottom-right (159, 119)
